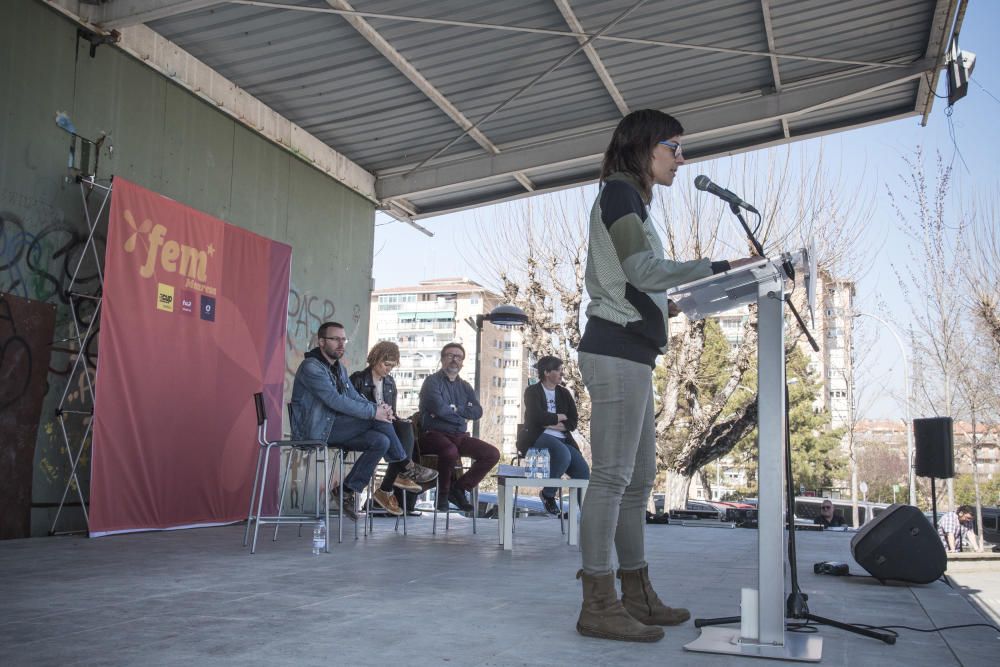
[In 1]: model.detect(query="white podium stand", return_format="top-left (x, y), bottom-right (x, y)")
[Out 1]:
top-left (669, 252), bottom-right (822, 662)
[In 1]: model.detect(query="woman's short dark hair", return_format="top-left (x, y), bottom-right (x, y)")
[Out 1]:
top-left (535, 355), bottom-right (563, 379)
top-left (601, 109), bottom-right (684, 198)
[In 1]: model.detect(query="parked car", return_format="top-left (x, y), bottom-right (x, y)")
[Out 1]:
top-left (476, 491), bottom-right (553, 519)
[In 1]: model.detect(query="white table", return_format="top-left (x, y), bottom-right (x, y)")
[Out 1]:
top-left (496, 477), bottom-right (588, 551)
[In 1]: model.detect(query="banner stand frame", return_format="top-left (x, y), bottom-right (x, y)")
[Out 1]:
top-left (49, 175), bottom-right (112, 536)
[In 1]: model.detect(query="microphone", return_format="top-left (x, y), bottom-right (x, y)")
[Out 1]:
top-left (694, 175), bottom-right (759, 214)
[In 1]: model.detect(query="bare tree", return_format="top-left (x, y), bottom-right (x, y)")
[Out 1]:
top-left (464, 190), bottom-right (593, 455)
top-left (964, 194), bottom-right (1000, 347)
top-left (889, 148), bottom-right (973, 510)
top-left (842, 320), bottom-right (882, 524)
top-left (653, 146), bottom-right (873, 507)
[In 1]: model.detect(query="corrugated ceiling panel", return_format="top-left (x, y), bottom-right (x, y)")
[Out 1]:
top-left (770, 0), bottom-right (936, 84)
top-left (140, 0), bottom-right (951, 217)
top-left (151, 1), bottom-right (486, 171)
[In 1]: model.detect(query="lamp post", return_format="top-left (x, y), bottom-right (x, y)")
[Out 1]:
top-left (853, 311), bottom-right (916, 506)
top-left (467, 304), bottom-right (529, 439)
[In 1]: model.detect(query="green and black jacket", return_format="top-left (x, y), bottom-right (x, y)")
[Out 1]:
top-left (578, 172), bottom-right (729, 367)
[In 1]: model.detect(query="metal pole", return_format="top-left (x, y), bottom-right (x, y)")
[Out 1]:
top-left (854, 312), bottom-right (915, 506)
top-left (472, 314), bottom-right (484, 439)
top-left (756, 277), bottom-right (787, 648)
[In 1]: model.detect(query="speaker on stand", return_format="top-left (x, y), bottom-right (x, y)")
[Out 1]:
top-left (913, 416), bottom-right (954, 528)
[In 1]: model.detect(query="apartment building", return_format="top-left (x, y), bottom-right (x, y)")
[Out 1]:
top-left (370, 278), bottom-right (528, 455)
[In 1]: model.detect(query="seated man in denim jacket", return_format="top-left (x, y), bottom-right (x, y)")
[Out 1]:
top-left (291, 321), bottom-right (435, 520)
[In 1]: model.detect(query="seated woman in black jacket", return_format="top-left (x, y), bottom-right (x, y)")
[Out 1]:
top-left (350, 341), bottom-right (437, 516)
top-left (519, 355), bottom-right (591, 515)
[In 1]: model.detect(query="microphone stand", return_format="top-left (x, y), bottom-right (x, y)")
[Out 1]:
top-left (692, 202), bottom-right (895, 646)
top-left (729, 203), bottom-right (819, 353)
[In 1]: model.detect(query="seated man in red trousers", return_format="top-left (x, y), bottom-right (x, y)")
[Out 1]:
top-left (418, 343), bottom-right (500, 512)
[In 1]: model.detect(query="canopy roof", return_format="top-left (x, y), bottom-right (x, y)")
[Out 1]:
top-left (53, 0), bottom-right (964, 222)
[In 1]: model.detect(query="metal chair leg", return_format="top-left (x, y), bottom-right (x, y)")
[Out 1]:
top-left (298, 450), bottom-right (313, 537)
top-left (322, 449), bottom-right (331, 553)
top-left (250, 445), bottom-right (274, 554)
top-left (272, 447), bottom-right (296, 542)
top-left (243, 447), bottom-right (265, 547)
top-left (337, 450), bottom-right (345, 544)
top-left (366, 475), bottom-right (375, 537)
top-left (394, 490), bottom-right (408, 535)
top-left (472, 485), bottom-right (478, 534)
top-left (432, 477), bottom-right (439, 535)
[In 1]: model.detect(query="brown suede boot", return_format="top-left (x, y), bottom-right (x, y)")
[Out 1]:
top-left (576, 570), bottom-right (664, 642)
top-left (617, 565), bottom-right (691, 626)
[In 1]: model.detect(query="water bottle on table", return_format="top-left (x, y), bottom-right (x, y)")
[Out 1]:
top-left (524, 449), bottom-right (536, 478)
top-left (538, 449), bottom-right (551, 478)
top-left (312, 519), bottom-right (326, 555)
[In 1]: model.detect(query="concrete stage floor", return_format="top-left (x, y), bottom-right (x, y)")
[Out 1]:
top-left (1, 515), bottom-right (997, 666)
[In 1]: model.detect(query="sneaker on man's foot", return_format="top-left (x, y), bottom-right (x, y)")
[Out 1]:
top-left (337, 490), bottom-right (359, 522)
top-left (405, 462), bottom-right (439, 484)
top-left (392, 471), bottom-right (422, 493)
top-left (540, 492), bottom-right (561, 516)
top-left (373, 488), bottom-right (403, 516)
top-left (448, 486), bottom-right (474, 512)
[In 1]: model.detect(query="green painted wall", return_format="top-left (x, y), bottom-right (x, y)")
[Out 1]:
top-left (1, 0), bottom-right (376, 535)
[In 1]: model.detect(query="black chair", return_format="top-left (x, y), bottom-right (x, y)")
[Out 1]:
top-left (243, 393), bottom-right (328, 554)
top-left (410, 412), bottom-right (480, 535)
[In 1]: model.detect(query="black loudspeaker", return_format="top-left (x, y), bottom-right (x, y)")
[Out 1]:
top-left (850, 504), bottom-right (946, 584)
top-left (913, 416), bottom-right (955, 478)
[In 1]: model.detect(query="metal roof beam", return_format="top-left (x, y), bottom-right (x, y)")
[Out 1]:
top-left (89, 0), bottom-right (226, 28)
top-left (553, 0), bottom-right (629, 116)
top-left (918, 0), bottom-right (965, 125)
top-left (325, 1), bottom-right (547, 200)
top-left (759, 0), bottom-right (789, 139)
top-left (377, 59), bottom-right (933, 201)
top-left (325, 0), bottom-right (499, 157)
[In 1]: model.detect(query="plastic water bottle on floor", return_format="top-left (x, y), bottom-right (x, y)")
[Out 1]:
top-left (312, 520), bottom-right (326, 555)
top-left (538, 450), bottom-right (551, 479)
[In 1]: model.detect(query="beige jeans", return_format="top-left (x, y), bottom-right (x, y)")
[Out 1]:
top-left (578, 352), bottom-right (657, 575)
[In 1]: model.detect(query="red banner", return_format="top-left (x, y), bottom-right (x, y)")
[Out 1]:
top-left (91, 178), bottom-right (290, 536)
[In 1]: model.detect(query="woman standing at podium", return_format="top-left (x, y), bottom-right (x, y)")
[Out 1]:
top-left (575, 109), bottom-right (752, 643)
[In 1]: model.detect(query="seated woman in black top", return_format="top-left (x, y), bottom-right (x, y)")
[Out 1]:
top-left (350, 341), bottom-right (437, 516)
top-left (518, 356), bottom-right (591, 515)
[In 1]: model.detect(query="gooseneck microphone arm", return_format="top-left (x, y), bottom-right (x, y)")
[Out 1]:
top-left (716, 185), bottom-right (820, 353)
top-left (729, 201), bottom-right (765, 257)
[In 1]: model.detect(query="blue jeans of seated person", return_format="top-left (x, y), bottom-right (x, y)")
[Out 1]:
top-left (532, 433), bottom-right (591, 500)
top-left (327, 416), bottom-right (407, 493)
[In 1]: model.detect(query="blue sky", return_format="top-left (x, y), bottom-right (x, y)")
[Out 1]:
top-left (373, 2), bottom-right (999, 421)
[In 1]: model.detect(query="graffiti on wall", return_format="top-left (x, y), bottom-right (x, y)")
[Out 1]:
top-left (285, 283), bottom-right (336, 396)
top-left (0, 293), bottom-right (57, 538)
top-left (0, 192), bottom-right (102, 505)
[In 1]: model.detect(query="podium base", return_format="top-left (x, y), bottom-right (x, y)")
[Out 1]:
top-left (684, 627), bottom-right (822, 662)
